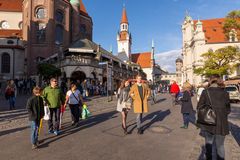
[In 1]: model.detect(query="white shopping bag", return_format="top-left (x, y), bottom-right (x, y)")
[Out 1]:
top-left (43, 105), bottom-right (50, 120)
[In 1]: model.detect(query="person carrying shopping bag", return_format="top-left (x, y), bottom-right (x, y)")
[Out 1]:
top-left (43, 78), bottom-right (65, 136)
top-left (63, 82), bottom-right (85, 127)
top-left (197, 74), bottom-right (231, 160)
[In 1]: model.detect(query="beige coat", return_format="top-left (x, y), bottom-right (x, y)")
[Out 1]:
top-left (129, 83), bottom-right (150, 113)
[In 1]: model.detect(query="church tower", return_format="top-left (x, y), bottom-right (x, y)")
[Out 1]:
top-left (117, 6), bottom-right (132, 61)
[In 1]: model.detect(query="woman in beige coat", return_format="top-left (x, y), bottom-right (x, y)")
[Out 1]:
top-left (129, 75), bottom-right (150, 134)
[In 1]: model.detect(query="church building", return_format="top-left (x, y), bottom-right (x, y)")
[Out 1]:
top-left (117, 7), bottom-right (162, 82)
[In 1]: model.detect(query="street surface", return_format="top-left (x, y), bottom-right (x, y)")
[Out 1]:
top-left (0, 94), bottom-right (239, 160)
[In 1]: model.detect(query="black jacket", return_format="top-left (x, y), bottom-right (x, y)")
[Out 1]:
top-left (197, 87), bottom-right (231, 136)
top-left (180, 90), bottom-right (193, 113)
top-left (26, 96), bottom-right (44, 121)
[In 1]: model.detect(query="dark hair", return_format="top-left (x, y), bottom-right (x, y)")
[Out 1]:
top-left (209, 74), bottom-right (222, 86)
top-left (70, 82), bottom-right (76, 88)
top-left (119, 80), bottom-right (127, 89)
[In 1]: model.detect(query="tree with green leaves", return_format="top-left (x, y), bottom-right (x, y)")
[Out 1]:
top-left (223, 10), bottom-right (240, 40)
top-left (37, 63), bottom-right (61, 80)
top-left (194, 46), bottom-right (240, 77)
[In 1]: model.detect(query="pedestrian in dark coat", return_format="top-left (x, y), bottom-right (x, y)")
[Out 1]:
top-left (197, 75), bottom-right (231, 160)
top-left (26, 86), bottom-right (44, 149)
top-left (180, 82), bottom-right (193, 129)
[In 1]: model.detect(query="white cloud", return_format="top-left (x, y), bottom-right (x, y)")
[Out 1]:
top-left (155, 49), bottom-right (182, 73)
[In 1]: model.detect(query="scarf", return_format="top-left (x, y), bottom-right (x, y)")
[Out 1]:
top-left (119, 86), bottom-right (130, 104)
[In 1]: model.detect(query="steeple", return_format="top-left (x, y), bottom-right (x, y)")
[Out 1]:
top-left (79, 0), bottom-right (89, 16)
top-left (151, 39), bottom-right (155, 67)
top-left (117, 5), bottom-right (132, 61)
top-left (121, 6), bottom-right (128, 24)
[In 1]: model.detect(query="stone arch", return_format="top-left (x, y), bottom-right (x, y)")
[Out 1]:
top-left (70, 70), bottom-right (86, 83)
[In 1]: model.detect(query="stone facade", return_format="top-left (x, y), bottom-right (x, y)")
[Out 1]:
top-left (22, 0), bottom-right (93, 75)
top-left (0, 38), bottom-right (24, 80)
top-left (182, 15), bottom-right (240, 86)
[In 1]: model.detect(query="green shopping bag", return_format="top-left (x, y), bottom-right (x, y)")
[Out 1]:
top-left (82, 104), bottom-right (91, 119)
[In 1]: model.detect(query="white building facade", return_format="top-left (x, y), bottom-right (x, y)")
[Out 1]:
top-left (182, 15), bottom-right (240, 86)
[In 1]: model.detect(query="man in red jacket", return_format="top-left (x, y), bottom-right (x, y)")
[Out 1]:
top-left (170, 81), bottom-right (180, 105)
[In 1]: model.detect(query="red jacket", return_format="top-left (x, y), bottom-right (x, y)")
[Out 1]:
top-left (170, 83), bottom-right (180, 94)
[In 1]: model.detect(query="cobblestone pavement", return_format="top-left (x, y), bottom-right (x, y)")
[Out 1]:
top-left (0, 94), bottom-right (239, 160)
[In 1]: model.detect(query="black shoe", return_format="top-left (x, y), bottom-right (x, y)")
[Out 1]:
top-left (137, 129), bottom-right (143, 135)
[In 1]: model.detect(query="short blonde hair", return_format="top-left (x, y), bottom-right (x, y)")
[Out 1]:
top-left (33, 86), bottom-right (42, 95)
top-left (182, 82), bottom-right (192, 91)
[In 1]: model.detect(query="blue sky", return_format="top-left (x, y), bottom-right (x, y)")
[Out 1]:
top-left (83, 0), bottom-right (240, 72)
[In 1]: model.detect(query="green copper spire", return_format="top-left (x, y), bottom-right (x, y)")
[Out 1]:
top-left (70, 0), bottom-right (80, 7)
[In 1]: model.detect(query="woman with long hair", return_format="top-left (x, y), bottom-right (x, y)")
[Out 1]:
top-left (197, 75), bottom-right (231, 160)
top-left (116, 80), bottom-right (131, 135)
top-left (180, 82), bottom-right (194, 129)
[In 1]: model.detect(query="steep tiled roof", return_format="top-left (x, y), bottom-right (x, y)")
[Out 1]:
top-left (194, 18), bottom-right (227, 43)
top-left (0, 0), bottom-right (22, 12)
top-left (79, 0), bottom-right (89, 17)
top-left (0, 29), bottom-right (22, 38)
top-left (121, 7), bottom-right (128, 24)
top-left (131, 52), bottom-right (152, 68)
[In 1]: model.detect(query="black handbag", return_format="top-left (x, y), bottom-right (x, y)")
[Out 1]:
top-left (197, 90), bottom-right (216, 126)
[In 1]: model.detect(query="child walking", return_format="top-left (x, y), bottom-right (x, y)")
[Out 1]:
top-left (26, 86), bottom-right (44, 149)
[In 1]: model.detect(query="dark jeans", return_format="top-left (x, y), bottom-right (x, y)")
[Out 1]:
top-left (182, 113), bottom-right (190, 126)
top-left (69, 104), bottom-right (81, 124)
top-left (8, 96), bottom-right (15, 109)
top-left (48, 108), bottom-right (61, 131)
top-left (30, 120), bottom-right (40, 145)
top-left (205, 131), bottom-right (225, 160)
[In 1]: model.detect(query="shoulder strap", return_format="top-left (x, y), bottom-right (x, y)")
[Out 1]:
top-left (206, 89), bottom-right (213, 106)
top-left (71, 90), bottom-right (79, 102)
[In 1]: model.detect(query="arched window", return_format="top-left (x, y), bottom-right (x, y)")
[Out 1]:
top-left (55, 24), bottom-right (63, 44)
top-left (1, 53), bottom-right (10, 73)
top-left (36, 23), bottom-right (46, 43)
top-left (55, 10), bottom-right (64, 24)
top-left (36, 7), bottom-right (46, 19)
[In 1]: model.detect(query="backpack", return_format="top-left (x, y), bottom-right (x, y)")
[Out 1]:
top-left (5, 88), bottom-right (14, 99)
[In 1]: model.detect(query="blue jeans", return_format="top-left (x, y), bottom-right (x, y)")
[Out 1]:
top-left (8, 96), bottom-right (15, 109)
top-left (182, 113), bottom-right (190, 126)
top-left (31, 121), bottom-right (39, 145)
top-left (205, 131), bottom-right (225, 160)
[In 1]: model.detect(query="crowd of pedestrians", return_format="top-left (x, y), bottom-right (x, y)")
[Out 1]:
top-left (114, 74), bottom-right (230, 160)
top-left (3, 73), bottom-right (230, 160)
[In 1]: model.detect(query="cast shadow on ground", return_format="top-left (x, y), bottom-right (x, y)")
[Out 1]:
top-left (128, 109), bottom-right (171, 134)
top-left (0, 111), bottom-right (28, 122)
top-left (154, 98), bottom-right (166, 104)
top-left (38, 110), bottom-right (118, 148)
top-left (229, 122), bottom-right (240, 146)
top-left (0, 126), bottom-right (29, 137)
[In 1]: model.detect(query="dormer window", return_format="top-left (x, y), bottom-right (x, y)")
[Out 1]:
top-left (229, 29), bottom-right (238, 42)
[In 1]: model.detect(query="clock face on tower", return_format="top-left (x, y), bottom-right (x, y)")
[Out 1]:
top-left (0, 21), bottom-right (10, 29)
